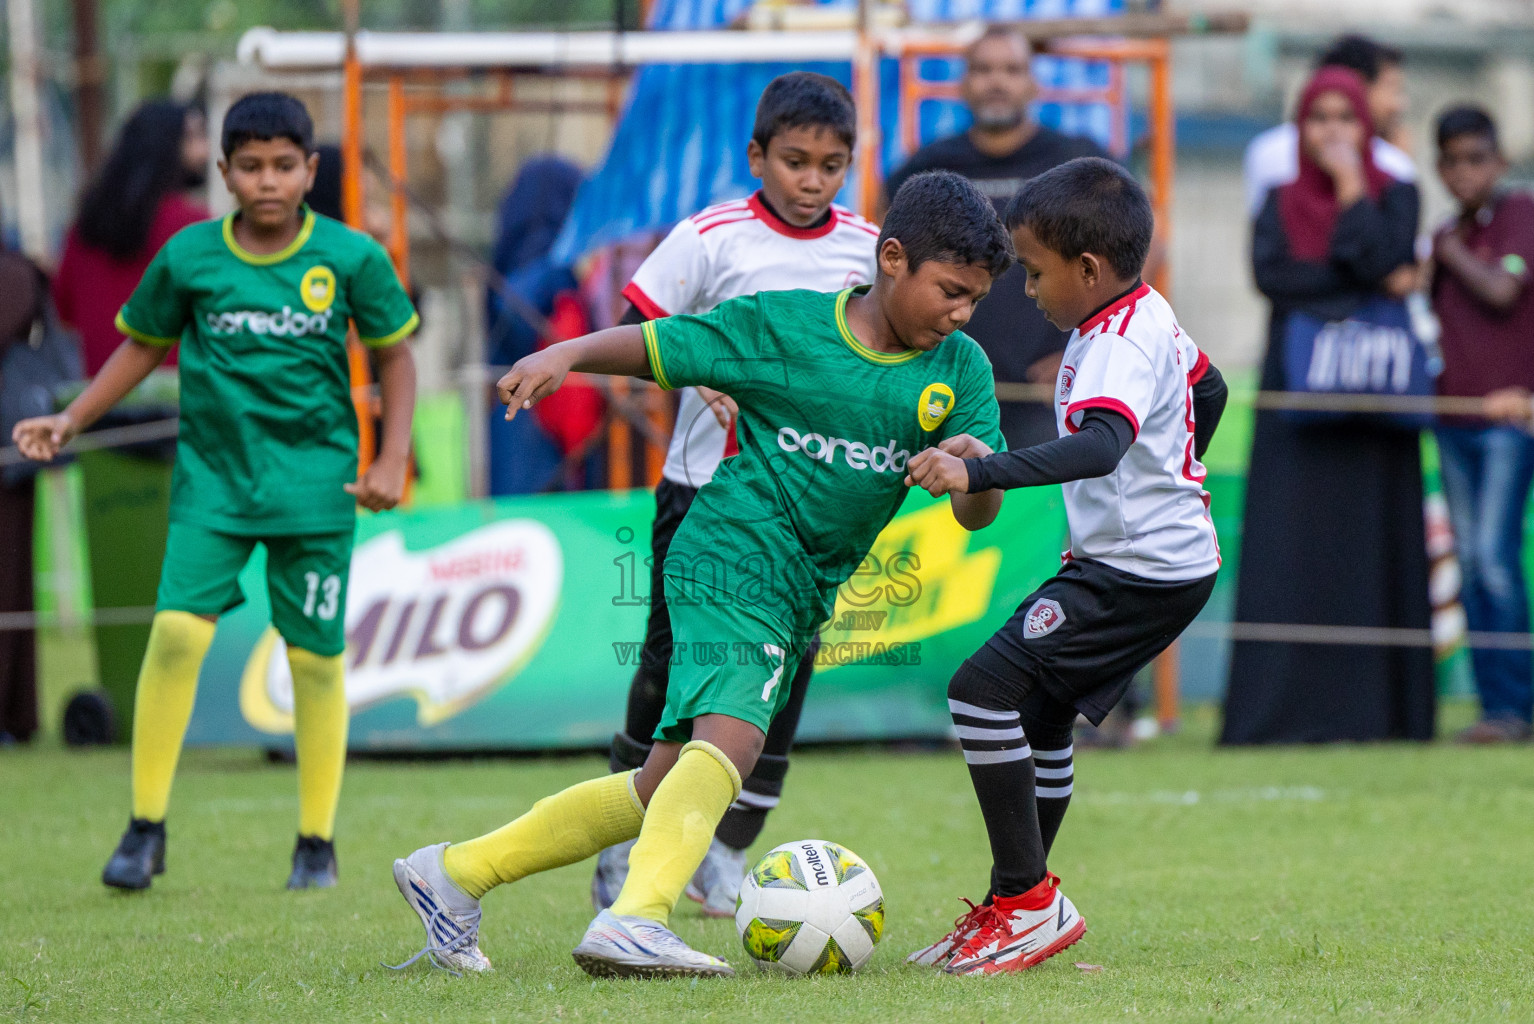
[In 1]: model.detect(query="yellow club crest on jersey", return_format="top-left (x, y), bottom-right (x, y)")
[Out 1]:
top-left (300, 265), bottom-right (337, 313)
top-left (917, 382), bottom-right (955, 432)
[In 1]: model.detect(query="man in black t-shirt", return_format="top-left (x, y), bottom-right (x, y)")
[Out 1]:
top-left (884, 26), bottom-right (1109, 448)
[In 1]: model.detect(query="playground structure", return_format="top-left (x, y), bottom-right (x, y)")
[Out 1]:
top-left (236, 9), bottom-right (1250, 733)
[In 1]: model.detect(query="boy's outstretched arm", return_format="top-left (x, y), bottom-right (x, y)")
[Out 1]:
top-left (10, 338), bottom-right (169, 461)
top-left (908, 411), bottom-right (1133, 499)
top-left (496, 325), bottom-right (650, 418)
top-left (346, 341), bottom-right (417, 512)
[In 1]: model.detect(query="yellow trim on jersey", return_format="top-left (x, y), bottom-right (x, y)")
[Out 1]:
top-left (834, 287), bottom-right (923, 365)
top-left (642, 320), bottom-right (674, 390)
top-left (222, 207), bottom-right (317, 266)
top-left (114, 310), bottom-right (178, 347)
top-left (358, 311), bottom-right (420, 348)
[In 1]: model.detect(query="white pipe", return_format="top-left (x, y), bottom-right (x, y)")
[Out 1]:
top-left (235, 27), bottom-right (983, 71)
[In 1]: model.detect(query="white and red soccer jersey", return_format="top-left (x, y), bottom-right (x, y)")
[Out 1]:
top-left (623, 191), bottom-right (879, 487)
top-left (1055, 283), bottom-right (1220, 581)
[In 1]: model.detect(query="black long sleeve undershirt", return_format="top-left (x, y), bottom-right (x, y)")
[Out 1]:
top-left (965, 409), bottom-right (1134, 491)
top-left (964, 359), bottom-right (1230, 492)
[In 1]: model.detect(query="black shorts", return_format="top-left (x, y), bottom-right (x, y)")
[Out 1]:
top-left (984, 558), bottom-right (1217, 725)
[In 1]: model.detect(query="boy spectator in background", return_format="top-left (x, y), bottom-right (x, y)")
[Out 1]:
top-left (1431, 105), bottom-right (1534, 743)
top-left (13, 92), bottom-right (419, 890)
top-left (1244, 35), bottom-right (1414, 219)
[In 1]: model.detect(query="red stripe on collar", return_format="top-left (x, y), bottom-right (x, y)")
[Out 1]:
top-left (1078, 282), bottom-right (1151, 336)
top-left (748, 191), bottom-right (838, 240)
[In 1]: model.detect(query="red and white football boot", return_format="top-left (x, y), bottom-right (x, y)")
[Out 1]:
top-left (906, 897), bottom-right (994, 968)
top-left (943, 873), bottom-right (1086, 976)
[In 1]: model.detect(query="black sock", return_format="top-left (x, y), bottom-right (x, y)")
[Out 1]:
top-left (716, 753), bottom-right (787, 849)
top-left (1030, 737), bottom-right (1074, 855)
top-left (1018, 690), bottom-right (1076, 855)
top-left (715, 639), bottom-right (815, 849)
top-left (608, 729), bottom-right (652, 775)
top-left (949, 657), bottom-right (1047, 898)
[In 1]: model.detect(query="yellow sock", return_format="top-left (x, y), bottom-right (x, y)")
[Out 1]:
top-left (130, 611), bottom-right (217, 822)
top-left (611, 741), bottom-right (741, 924)
top-left (289, 646), bottom-right (349, 840)
top-left (443, 769), bottom-right (646, 900)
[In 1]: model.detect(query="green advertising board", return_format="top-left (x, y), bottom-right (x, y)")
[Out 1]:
top-left (184, 485), bottom-right (1088, 751)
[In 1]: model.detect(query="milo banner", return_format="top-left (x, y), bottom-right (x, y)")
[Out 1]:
top-left (184, 486), bottom-right (1078, 751)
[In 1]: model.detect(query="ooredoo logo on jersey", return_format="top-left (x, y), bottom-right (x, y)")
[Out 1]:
top-left (777, 426), bottom-right (911, 474)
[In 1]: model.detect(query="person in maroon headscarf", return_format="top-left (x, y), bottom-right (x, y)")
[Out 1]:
top-left (1221, 67), bottom-right (1434, 744)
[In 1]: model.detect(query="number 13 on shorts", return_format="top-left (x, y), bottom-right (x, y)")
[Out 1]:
top-left (302, 570), bottom-right (341, 621)
top-left (760, 644), bottom-right (787, 702)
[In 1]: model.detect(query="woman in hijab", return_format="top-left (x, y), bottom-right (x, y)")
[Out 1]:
top-left (1222, 66), bottom-right (1435, 743)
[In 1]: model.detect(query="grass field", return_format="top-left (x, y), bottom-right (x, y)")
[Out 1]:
top-left (6, 703), bottom-right (1534, 1023)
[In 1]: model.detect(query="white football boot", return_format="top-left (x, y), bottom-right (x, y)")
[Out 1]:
top-left (571, 909), bottom-right (734, 979)
top-left (907, 898), bottom-right (993, 968)
top-left (387, 842), bottom-right (492, 974)
top-left (683, 838), bottom-right (748, 919)
top-left (944, 873), bottom-right (1086, 976)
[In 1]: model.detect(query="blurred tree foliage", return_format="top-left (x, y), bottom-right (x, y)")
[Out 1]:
top-left (36, 0), bottom-right (638, 50)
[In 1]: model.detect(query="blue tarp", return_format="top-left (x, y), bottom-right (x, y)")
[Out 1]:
top-left (553, 0), bottom-right (1124, 261)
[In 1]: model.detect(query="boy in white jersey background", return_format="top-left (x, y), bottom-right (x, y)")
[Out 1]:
top-left (902, 158), bottom-right (1228, 976)
top-left (595, 71), bottom-right (879, 915)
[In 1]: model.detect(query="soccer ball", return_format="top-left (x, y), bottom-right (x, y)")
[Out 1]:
top-left (734, 839), bottom-right (884, 975)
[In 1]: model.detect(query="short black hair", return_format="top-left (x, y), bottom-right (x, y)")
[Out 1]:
top-left (1005, 157), bottom-right (1153, 281)
top-left (880, 170), bottom-right (1014, 280)
top-left (1437, 104), bottom-right (1499, 152)
top-left (964, 24), bottom-right (1041, 66)
top-left (751, 71), bottom-right (856, 152)
top-left (222, 91), bottom-right (314, 158)
top-left (1317, 35), bottom-right (1403, 84)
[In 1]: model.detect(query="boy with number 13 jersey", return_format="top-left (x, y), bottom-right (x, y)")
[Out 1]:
top-left (593, 71), bottom-right (878, 917)
top-left (12, 93), bottom-right (419, 894)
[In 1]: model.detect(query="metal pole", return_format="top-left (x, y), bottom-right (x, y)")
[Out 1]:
top-left (853, 0), bottom-right (882, 219)
top-left (7, 0), bottom-right (50, 260)
top-left (1148, 40), bottom-right (1174, 295)
top-left (341, 0), bottom-right (365, 229)
top-left (72, 0), bottom-right (105, 175)
top-left (386, 76), bottom-right (410, 288)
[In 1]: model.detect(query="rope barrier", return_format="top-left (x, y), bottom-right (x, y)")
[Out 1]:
top-left (3, 382), bottom-right (1501, 471)
top-left (0, 605), bottom-right (1525, 650)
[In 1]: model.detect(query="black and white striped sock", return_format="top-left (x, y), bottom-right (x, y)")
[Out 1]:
top-left (1032, 742), bottom-right (1074, 855)
top-left (949, 698), bottom-right (1032, 766)
top-left (947, 658), bottom-right (1048, 897)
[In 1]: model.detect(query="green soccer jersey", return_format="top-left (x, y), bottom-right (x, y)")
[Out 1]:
top-left (116, 207), bottom-right (418, 536)
top-left (642, 285), bottom-right (1005, 636)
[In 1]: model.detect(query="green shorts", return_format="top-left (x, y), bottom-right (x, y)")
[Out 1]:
top-left (156, 522), bottom-right (354, 656)
top-left (654, 576), bottom-right (809, 743)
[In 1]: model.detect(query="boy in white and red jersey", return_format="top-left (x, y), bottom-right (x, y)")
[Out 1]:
top-left (594, 71), bottom-right (880, 916)
top-left (903, 157), bottom-right (1228, 975)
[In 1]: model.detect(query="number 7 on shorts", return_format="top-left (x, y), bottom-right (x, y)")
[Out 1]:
top-left (760, 644), bottom-right (786, 702)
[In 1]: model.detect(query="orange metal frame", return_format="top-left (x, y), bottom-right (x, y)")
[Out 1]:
top-left (339, 30), bottom-right (1182, 729)
top-left (872, 36), bottom-right (1174, 294)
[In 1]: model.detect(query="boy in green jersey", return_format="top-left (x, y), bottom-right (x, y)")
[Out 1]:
top-left (387, 171), bottom-right (1010, 979)
top-left (12, 93), bottom-right (418, 891)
